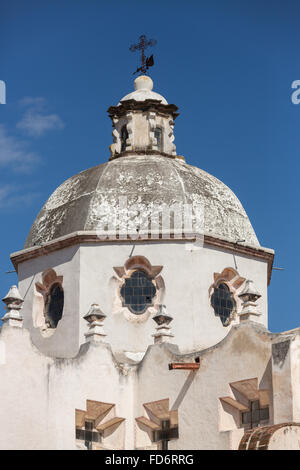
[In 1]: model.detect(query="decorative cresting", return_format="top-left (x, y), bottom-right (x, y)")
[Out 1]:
top-left (210, 268), bottom-right (245, 326)
top-left (107, 76), bottom-right (179, 160)
top-left (136, 399), bottom-right (179, 450)
top-left (2, 285), bottom-right (24, 327)
top-left (238, 280), bottom-right (261, 322)
top-left (75, 400), bottom-right (125, 450)
top-left (238, 422), bottom-right (300, 450)
top-left (219, 378), bottom-right (270, 432)
top-left (84, 304), bottom-right (107, 342)
top-left (152, 305), bottom-right (174, 344)
top-left (35, 268), bottom-right (64, 330)
top-left (113, 256), bottom-right (164, 319)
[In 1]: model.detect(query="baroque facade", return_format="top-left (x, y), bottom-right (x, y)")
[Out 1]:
top-left (0, 75), bottom-right (299, 450)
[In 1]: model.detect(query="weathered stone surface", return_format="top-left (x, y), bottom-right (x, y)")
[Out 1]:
top-left (25, 155), bottom-right (259, 248)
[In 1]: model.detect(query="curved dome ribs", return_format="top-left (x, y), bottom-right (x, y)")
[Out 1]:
top-left (24, 156), bottom-right (259, 249)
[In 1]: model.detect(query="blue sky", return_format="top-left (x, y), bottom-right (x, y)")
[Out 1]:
top-left (0, 0), bottom-right (299, 333)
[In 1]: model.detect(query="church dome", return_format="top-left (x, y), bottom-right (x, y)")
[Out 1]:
top-left (24, 155), bottom-right (259, 249)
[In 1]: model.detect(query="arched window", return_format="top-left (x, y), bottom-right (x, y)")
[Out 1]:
top-left (120, 125), bottom-right (128, 152)
top-left (45, 283), bottom-right (64, 328)
top-left (120, 270), bottom-right (156, 314)
top-left (211, 283), bottom-right (236, 326)
top-left (154, 127), bottom-right (163, 152)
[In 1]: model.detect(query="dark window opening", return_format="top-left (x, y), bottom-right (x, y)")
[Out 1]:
top-left (152, 419), bottom-right (178, 450)
top-left (154, 127), bottom-right (163, 152)
top-left (241, 400), bottom-right (269, 429)
top-left (76, 421), bottom-right (100, 450)
top-left (120, 270), bottom-right (156, 314)
top-left (211, 283), bottom-right (236, 326)
top-left (121, 125), bottom-right (128, 152)
top-left (45, 283), bottom-right (64, 329)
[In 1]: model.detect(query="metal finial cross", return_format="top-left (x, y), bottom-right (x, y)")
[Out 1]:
top-left (129, 34), bottom-right (157, 75)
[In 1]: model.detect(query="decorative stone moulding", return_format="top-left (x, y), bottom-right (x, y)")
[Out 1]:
top-left (152, 304), bottom-right (174, 344)
top-left (125, 112), bottom-right (134, 151)
top-left (147, 110), bottom-right (157, 149)
top-left (107, 99), bottom-right (179, 121)
top-left (212, 267), bottom-right (246, 290)
top-left (84, 304), bottom-right (107, 343)
top-left (107, 80), bottom-right (179, 159)
top-left (238, 280), bottom-right (261, 322)
top-left (2, 285), bottom-right (24, 327)
top-left (112, 255), bottom-right (165, 322)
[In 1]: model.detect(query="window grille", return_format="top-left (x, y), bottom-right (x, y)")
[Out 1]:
top-left (120, 270), bottom-right (156, 314)
top-left (211, 283), bottom-right (236, 326)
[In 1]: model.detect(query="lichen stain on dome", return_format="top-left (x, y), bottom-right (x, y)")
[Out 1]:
top-left (24, 156), bottom-right (260, 249)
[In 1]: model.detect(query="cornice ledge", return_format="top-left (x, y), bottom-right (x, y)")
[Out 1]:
top-left (10, 231), bottom-right (274, 284)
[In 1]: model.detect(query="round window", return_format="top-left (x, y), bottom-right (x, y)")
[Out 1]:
top-left (120, 270), bottom-right (156, 314)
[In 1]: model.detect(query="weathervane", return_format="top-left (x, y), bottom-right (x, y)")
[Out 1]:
top-left (129, 34), bottom-right (157, 75)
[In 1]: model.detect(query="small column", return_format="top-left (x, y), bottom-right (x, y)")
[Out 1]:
top-left (152, 304), bottom-right (174, 344)
top-left (238, 280), bottom-right (261, 322)
top-left (2, 285), bottom-right (24, 328)
top-left (84, 304), bottom-right (107, 343)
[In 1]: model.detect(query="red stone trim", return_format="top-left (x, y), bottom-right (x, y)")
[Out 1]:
top-left (11, 232), bottom-right (274, 284)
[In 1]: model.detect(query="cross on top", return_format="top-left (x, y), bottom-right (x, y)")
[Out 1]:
top-left (129, 34), bottom-right (157, 75)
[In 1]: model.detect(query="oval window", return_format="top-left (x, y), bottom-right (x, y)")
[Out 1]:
top-left (45, 283), bottom-right (64, 328)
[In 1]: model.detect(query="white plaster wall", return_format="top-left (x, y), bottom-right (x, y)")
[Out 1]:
top-left (17, 245), bottom-right (80, 357)
top-left (290, 334), bottom-right (300, 420)
top-left (0, 321), bottom-right (275, 450)
top-left (0, 325), bottom-right (53, 450)
top-left (271, 337), bottom-right (294, 423)
top-left (268, 426), bottom-right (300, 450)
top-left (0, 324), bottom-right (137, 450)
top-left (78, 241), bottom-right (268, 355)
top-left (15, 240), bottom-right (268, 358)
top-left (135, 323), bottom-right (273, 450)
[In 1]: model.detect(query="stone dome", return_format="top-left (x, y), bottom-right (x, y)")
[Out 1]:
top-left (25, 155), bottom-right (259, 249)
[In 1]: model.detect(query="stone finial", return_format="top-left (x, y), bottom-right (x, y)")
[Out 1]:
top-left (2, 285), bottom-right (24, 327)
top-left (134, 75), bottom-right (153, 91)
top-left (238, 280), bottom-right (261, 322)
top-left (84, 304), bottom-right (107, 343)
top-left (152, 304), bottom-right (174, 344)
